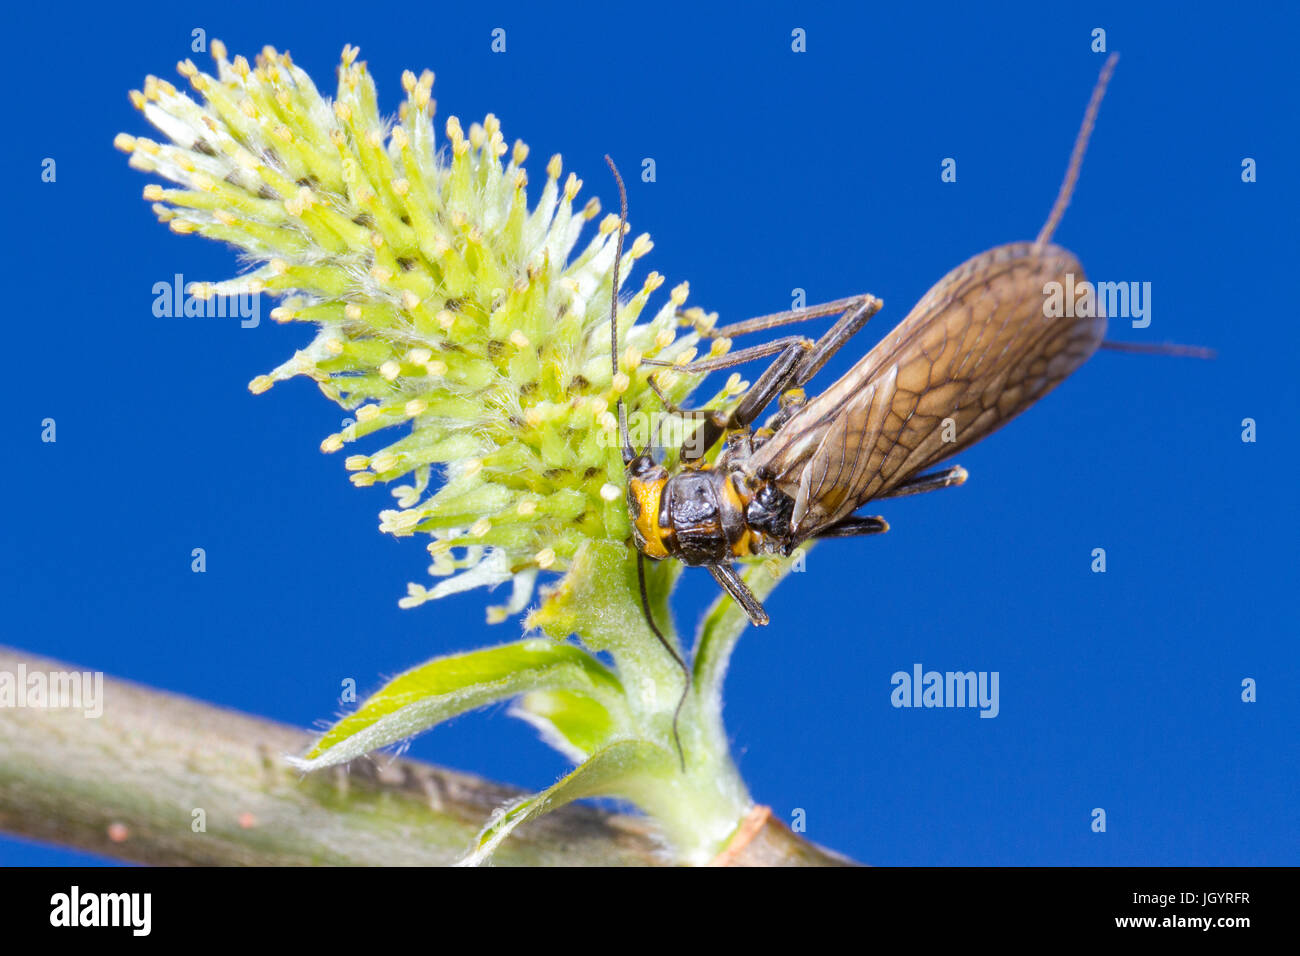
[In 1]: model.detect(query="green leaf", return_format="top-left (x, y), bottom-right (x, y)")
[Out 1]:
top-left (458, 739), bottom-right (676, 866)
top-left (510, 689), bottom-right (617, 760)
top-left (290, 639), bottom-right (623, 771)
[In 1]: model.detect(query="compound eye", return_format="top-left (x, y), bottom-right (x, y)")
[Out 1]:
top-left (629, 454), bottom-right (657, 478)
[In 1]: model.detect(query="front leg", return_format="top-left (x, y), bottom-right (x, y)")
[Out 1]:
top-left (707, 562), bottom-right (770, 626)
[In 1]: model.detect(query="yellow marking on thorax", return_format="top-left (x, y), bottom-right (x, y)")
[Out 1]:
top-left (722, 475), bottom-right (755, 557)
top-left (629, 477), bottom-right (669, 559)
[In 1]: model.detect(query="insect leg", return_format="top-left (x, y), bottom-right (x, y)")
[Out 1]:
top-left (874, 465), bottom-right (969, 500)
top-left (645, 337), bottom-right (812, 462)
top-left (705, 294), bottom-right (876, 339)
top-left (642, 335), bottom-right (811, 375)
top-left (645, 374), bottom-right (700, 418)
top-left (790, 294), bottom-right (884, 386)
top-left (645, 293), bottom-right (884, 462)
top-left (808, 467), bottom-right (965, 545)
top-left (668, 342), bottom-right (810, 462)
top-left (650, 296), bottom-right (884, 459)
top-left (649, 294), bottom-right (883, 380)
top-left (707, 563), bottom-right (770, 626)
top-left (812, 515), bottom-right (891, 540)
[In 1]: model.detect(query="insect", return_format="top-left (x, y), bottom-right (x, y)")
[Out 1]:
top-left (604, 54), bottom-right (1207, 763)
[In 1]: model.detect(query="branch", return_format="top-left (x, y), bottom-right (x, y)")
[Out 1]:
top-left (0, 647), bottom-right (851, 866)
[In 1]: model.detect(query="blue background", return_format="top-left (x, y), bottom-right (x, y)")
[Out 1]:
top-left (4, 0), bottom-right (1296, 865)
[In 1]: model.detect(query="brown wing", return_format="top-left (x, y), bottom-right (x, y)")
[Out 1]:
top-left (745, 241), bottom-right (1106, 536)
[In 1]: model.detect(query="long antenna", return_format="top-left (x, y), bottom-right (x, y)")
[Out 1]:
top-left (638, 553), bottom-right (689, 771)
top-left (1034, 61), bottom-right (1214, 361)
top-left (604, 154), bottom-right (691, 771)
top-left (1100, 340), bottom-right (1216, 359)
top-left (1036, 52), bottom-right (1119, 249)
top-left (605, 156), bottom-right (637, 463)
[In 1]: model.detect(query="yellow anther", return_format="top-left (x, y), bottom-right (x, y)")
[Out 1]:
top-left (370, 452), bottom-right (399, 472)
